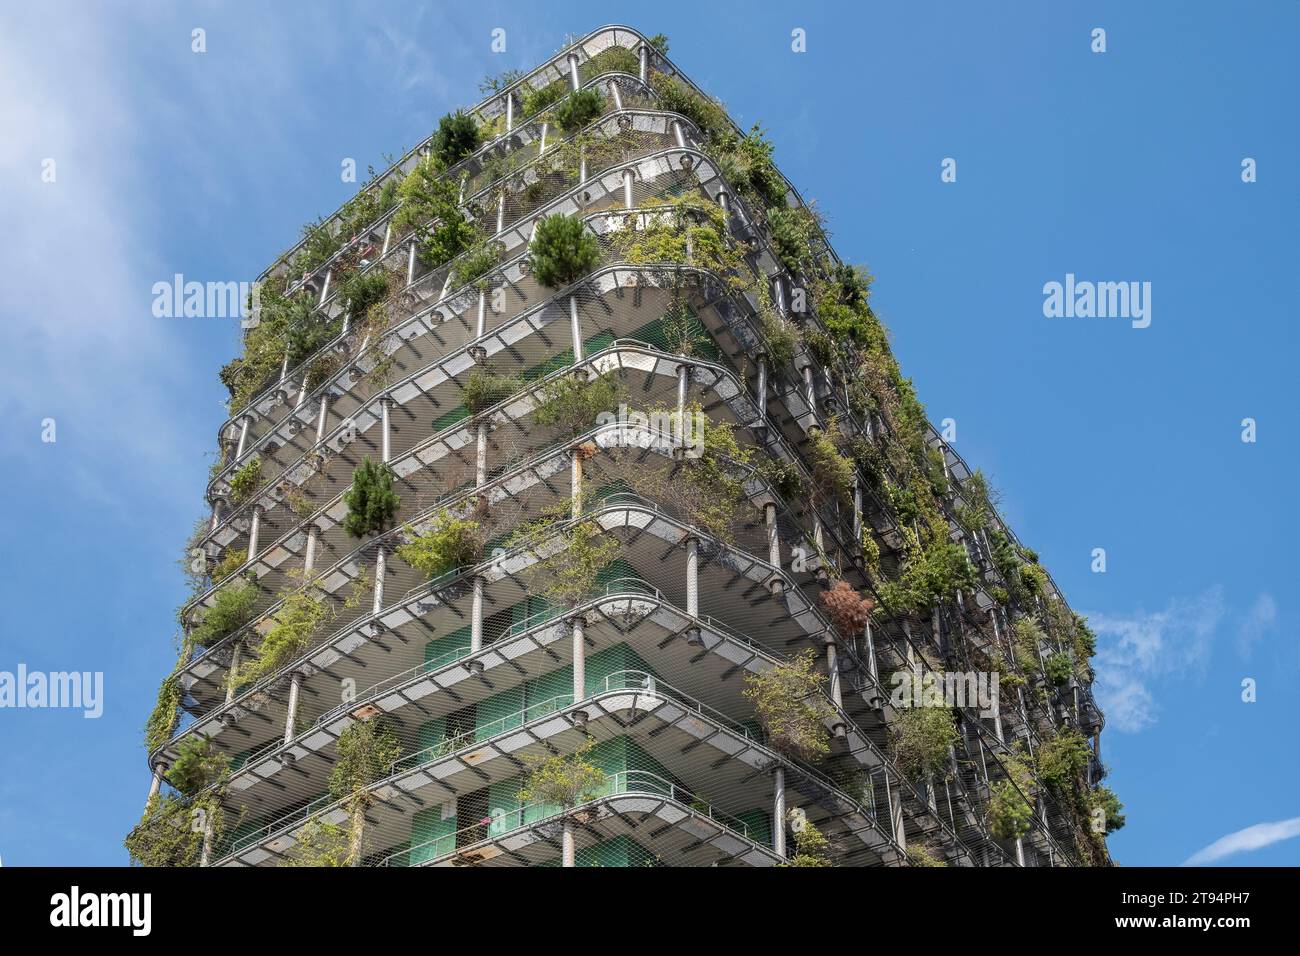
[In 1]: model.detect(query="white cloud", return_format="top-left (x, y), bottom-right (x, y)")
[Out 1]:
top-left (1236, 593), bottom-right (1277, 659)
top-left (1087, 588), bottom-right (1225, 732)
top-left (1183, 816), bottom-right (1300, 866)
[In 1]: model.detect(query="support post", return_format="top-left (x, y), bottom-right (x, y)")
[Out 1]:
top-left (283, 670), bottom-right (302, 746)
top-left (235, 416), bottom-right (250, 460)
top-left (562, 818), bottom-right (576, 867)
top-left (826, 637), bottom-right (845, 735)
top-left (247, 505), bottom-right (262, 559)
top-left (638, 43), bottom-right (649, 84)
top-left (568, 53), bottom-right (580, 91)
top-left (505, 92), bottom-right (514, 132)
top-left (304, 524), bottom-right (319, 575)
top-left (476, 422), bottom-right (489, 487)
top-left (407, 240), bottom-right (416, 285)
top-left (571, 448), bottom-right (583, 518)
top-left (372, 546), bottom-right (386, 615)
top-left (225, 642), bottom-right (242, 705)
top-left (147, 763), bottom-right (166, 802)
top-left (380, 397), bottom-right (391, 464)
top-left (470, 575), bottom-right (484, 655)
top-left (316, 394), bottom-right (330, 443)
top-left (622, 168), bottom-right (634, 209)
top-left (888, 774), bottom-right (907, 851)
top-left (773, 767), bottom-right (787, 859)
top-left (755, 355), bottom-right (768, 428)
top-left (571, 616), bottom-right (586, 710)
top-left (764, 502), bottom-right (782, 594)
top-left (685, 536), bottom-right (699, 618)
top-left (569, 296), bottom-right (583, 362)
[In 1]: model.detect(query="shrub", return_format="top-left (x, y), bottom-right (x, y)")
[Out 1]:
top-left (229, 456), bottom-right (263, 504)
top-left (189, 578), bottom-right (258, 647)
top-left (464, 366), bottom-right (524, 415)
top-left (521, 79), bottom-right (567, 119)
top-left (342, 457), bottom-right (400, 537)
top-left (766, 203), bottom-right (817, 274)
top-left (1035, 730), bottom-right (1090, 795)
top-left (877, 541), bottom-right (978, 618)
top-left (535, 520), bottom-right (619, 608)
top-left (124, 792), bottom-right (223, 867)
top-left (529, 214), bottom-right (601, 288)
top-left (1012, 615), bottom-right (1045, 673)
top-left (553, 88), bottom-right (604, 133)
top-left (1087, 786), bottom-right (1126, 834)
top-left (650, 71), bottom-right (727, 140)
top-left (1044, 650), bottom-right (1074, 686)
top-left (987, 746), bottom-right (1035, 839)
top-left (888, 705), bottom-right (957, 778)
top-left (280, 818), bottom-right (350, 867)
top-left (340, 271), bottom-right (389, 322)
top-left (906, 845), bottom-right (948, 867)
top-left (742, 649), bottom-right (833, 763)
top-left (820, 580), bottom-right (873, 638)
top-left (807, 427), bottom-right (854, 503)
top-left (331, 717), bottom-right (403, 865)
top-left (211, 548), bottom-right (246, 584)
top-left (451, 239), bottom-right (504, 289)
top-left (166, 736), bottom-right (230, 795)
top-left (144, 661), bottom-right (184, 753)
top-left (786, 819), bottom-right (832, 867)
top-left (533, 370), bottom-right (622, 436)
top-left (1020, 561), bottom-right (1048, 597)
top-left (396, 513), bottom-right (482, 580)
top-left (517, 736), bottom-right (607, 808)
top-left (229, 587), bottom-right (330, 690)
top-left (430, 111), bottom-right (482, 169)
top-left (756, 283), bottom-right (796, 369)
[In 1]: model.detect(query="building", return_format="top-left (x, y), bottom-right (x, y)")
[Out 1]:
top-left (131, 25), bottom-right (1113, 868)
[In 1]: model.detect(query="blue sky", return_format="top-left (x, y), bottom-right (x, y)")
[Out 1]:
top-left (0, 1), bottom-right (1295, 866)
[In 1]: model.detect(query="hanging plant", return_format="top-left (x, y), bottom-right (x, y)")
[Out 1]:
top-left (229, 456), bottom-right (264, 504)
top-left (888, 705), bottom-right (957, 779)
top-left (742, 649), bottom-right (833, 763)
top-left (228, 586), bottom-right (330, 690)
top-left (396, 513), bottom-right (482, 580)
top-left (343, 457), bottom-right (400, 538)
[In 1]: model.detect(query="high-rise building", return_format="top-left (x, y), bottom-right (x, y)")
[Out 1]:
top-left (131, 25), bottom-right (1113, 868)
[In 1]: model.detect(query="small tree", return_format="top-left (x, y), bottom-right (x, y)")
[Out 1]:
top-left (125, 792), bottom-right (224, 868)
top-left (396, 513), bottom-right (482, 580)
top-left (553, 88), bottom-right (604, 133)
top-left (280, 818), bottom-right (351, 867)
top-left (742, 649), bottom-right (834, 763)
top-left (166, 736), bottom-right (230, 795)
top-left (987, 746), bottom-right (1036, 840)
top-left (228, 586), bottom-right (330, 690)
top-left (330, 717), bottom-right (403, 866)
top-left (533, 370), bottom-right (623, 437)
top-left (888, 706), bottom-right (957, 779)
top-left (529, 214), bottom-right (601, 288)
top-left (516, 737), bottom-right (607, 809)
top-left (430, 111), bottom-right (481, 169)
top-left (343, 457), bottom-right (400, 537)
top-left (535, 520), bottom-right (619, 608)
top-left (189, 578), bottom-right (258, 647)
top-left (464, 366), bottom-right (523, 415)
top-left (785, 818), bottom-right (832, 867)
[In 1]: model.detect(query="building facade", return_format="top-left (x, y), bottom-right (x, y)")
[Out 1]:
top-left (131, 25), bottom-right (1114, 868)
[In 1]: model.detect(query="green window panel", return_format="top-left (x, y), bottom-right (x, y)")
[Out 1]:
top-left (474, 684), bottom-right (525, 741)
top-left (583, 641), bottom-right (654, 696)
top-left (409, 802), bottom-right (457, 864)
top-left (523, 329), bottom-right (616, 382)
top-left (627, 312), bottom-right (722, 362)
top-left (431, 405), bottom-right (469, 432)
top-left (424, 626), bottom-right (471, 673)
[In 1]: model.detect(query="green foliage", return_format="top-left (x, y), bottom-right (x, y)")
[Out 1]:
top-left (553, 88), bottom-right (604, 133)
top-left (650, 70), bottom-right (727, 140)
top-left (647, 33), bottom-right (670, 54)
top-left (742, 649), bottom-right (833, 763)
top-left (756, 282), bottom-right (796, 369)
top-left (533, 370), bottom-right (623, 437)
top-left (343, 457), bottom-right (400, 538)
top-left (611, 198), bottom-right (747, 287)
top-left (189, 578), bottom-right (258, 647)
top-left (340, 270), bottom-right (389, 323)
top-left (125, 792), bottom-right (223, 868)
top-left (1035, 730), bottom-right (1091, 795)
top-left (877, 541), bottom-right (978, 618)
top-left (229, 587), bottom-right (330, 690)
top-left (211, 548), bottom-right (246, 584)
top-left (521, 79), bottom-right (567, 118)
top-left (534, 519), bottom-right (619, 608)
top-left (786, 819), bottom-right (833, 867)
top-left (1044, 650), bottom-right (1075, 686)
top-left (888, 705), bottom-right (958, 778)
top-left (807, 426), bottom-right (854, 503)
top-left (906, 845), bottom-right (948, 867)
top-left (1012, 615), bottom-right (1045, 673)
top-left (144, 663), bottom-right (184, 753)
top-left (464, 366), bottom-right (524, 414)
top-left (987, 746), bottom-right (1036, 839)
top-left (1020, 560), bottom-right (1048, 597)
top-left (715, 125), bottom-right (785, 206)
top-left (1088, 786), bottom-right (1126, 834)
top-left (517, 737), bottom-right (607, 808)
top-left (280, 818), bottom-right (351, 867)
top-left (396, 513), bottom-right (482, 580)
top-left (229, 456), bottom-right (264, 504)
top-left (765, 203), bottom-right (818, 274)
top-left (393, 158), bottom-right (477, 267)
top-left (529, 213), bottom-right (601, 288)
top-left (430, 111), bottom-right (482, 170)
top-left (330, 717), bottom-right (403, 800)
top-left (451, 239), bottom-right (504, 289)
top-left (166, 736), bottom-right (230, 795)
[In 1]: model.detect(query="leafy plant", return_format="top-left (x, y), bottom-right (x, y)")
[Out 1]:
top-left (330, 717), bottom-right (403, 865)
top-left (430, 111), bottom-right (482, 170)
top-left (125, 792), bottom-right (224, 868)
top-left (464, 366), bottom-right (524, 415)
top-left (807, 426), bottom-right (854, 503)
top-left (877, 541), bottom-right (977, 618)
top-left (906, 845), bottom-right (948, 867)
top-left (987, 746), bottom-right (1036, 839)
top-left (533, 370), bottom-right (622, 437)
top-left (742, 649), bottom-right (833, 763)
top-left (552, 88), bottom-right (604, 133)
top-left (785, 818), bottom-right (832, 867)
top-left (211, 548), bottom-right (247, 584)
top-left (1035, 730), bottom-right (1090, 795)
top-left (1044, 650), bottom-right (1075, 687)
top-left (396, 513), bottom-right (482, 580)
top-left (516, 736), bottom-right (607, 808)
top-left (229, 456), bottom-right (264, 504)
top-left (888, 705), bottom-right (957, 779)
top-left (189, 578), bottom-right (259, 647)
top-left (521, 79), bottom-right (567, 119)
top-left (1087, 786), bottom-right (1126, 834)
top-left (534, 519), bottom-right (618, 609)
top-left (166, 736), bottom-right (230, 795)
top-left (451, 239), bottom-right (504, 289)
top-left (342, 457), bottom-right (400, 538)
top-left (529, 213), bottom-right (601, 288)
top-left (228, 587), bottom-right (330, 690)
top-left (340, 270), bottom-right (389, 323)
top-left (280, 818), bottom-right (351, 867)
